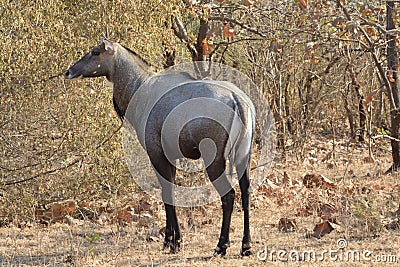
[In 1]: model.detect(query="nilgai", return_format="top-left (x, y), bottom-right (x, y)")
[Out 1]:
top-left (65, 36), bottom-right (256, 256)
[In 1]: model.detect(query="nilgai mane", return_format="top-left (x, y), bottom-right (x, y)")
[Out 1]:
top-left (65, 36), bottom-right (256, 256)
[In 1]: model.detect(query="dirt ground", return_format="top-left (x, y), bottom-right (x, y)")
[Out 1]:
top-left (1, 207), bottom-right (400, 267)
top-left (1, 135), bottom-right (400, 266)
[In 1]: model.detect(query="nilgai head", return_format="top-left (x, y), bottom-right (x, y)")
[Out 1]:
top-left (65, 37), bottom-right (116, 80)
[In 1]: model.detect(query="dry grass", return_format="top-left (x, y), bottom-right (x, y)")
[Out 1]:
top-left (0, 0), bottom-right (176, 225)
top-left (1, 135), bottom-right (400, 266)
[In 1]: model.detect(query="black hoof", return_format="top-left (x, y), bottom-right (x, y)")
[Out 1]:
top-left (241, 243), bottom-right (252, 256)
top-left (240, 248), bottom-right (253, 256)
top-left (213, 246), bottom-right (227, 257)
top-left (163, 240), bottom-right (180, 253)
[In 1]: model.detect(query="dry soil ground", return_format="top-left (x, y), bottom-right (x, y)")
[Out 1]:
top-left (1, 135), bottom-right (400, 266)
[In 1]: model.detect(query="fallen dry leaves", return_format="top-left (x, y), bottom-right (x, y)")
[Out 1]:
top-left (35, 199), bottom-right (77, 224)
top-left (278, 218), bottom-right (297, 232)
top-left (310, 221), bottom-right (336, 238)
top-left (318, 203), bottom-right (337, 223)
top-left (256, 168), bottom-right (400, 240)
top-left (302, 173), bottom-right (336, 189)
top-left (34, 195), bottom-right (160, 229)
top-left (31, 166), bottom-right (400, 245)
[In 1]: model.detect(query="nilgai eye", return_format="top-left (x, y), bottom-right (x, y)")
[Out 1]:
top-left (92, 51), bottom-right (100, 56)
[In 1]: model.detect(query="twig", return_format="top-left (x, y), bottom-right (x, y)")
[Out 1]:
top-left (0, 162), bottom-right (42, 172)
top-left (357, 16), bottom-right (387, 35)
top-left (372, 134), bottom-right (400, 142)
top-left (208, 15), bottom-right (267, 38)
top-left (214, 37), bottom-right (264, 46)
top-left (3, 157), bottom-right (81, 186)
top-left (21, 72), bottom-right (64, 87)
top-left (0, 120), bottom-right (10, 129)
top-left (336, 0), bottom-right (396, 111)
top-left (2, 121), bottom-right (123, 186)
top-left (171, 15), bottom-right (198, 59)
top-left (0, 128), bottom-right (71, 172)
top-left (94, 121), bottom-right (123, 150)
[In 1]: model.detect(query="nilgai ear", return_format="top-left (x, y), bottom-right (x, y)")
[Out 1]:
top-left (101, 37), bottom-right (116, 54)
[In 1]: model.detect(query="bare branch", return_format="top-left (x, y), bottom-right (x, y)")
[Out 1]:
top-left (2, 121), bottom-right (123, 186)
top-left (195, 17), bottom-right (209, 61)
top-left (0, 120), bottom-right (10, 129)
top-left (336, 0), bottom-right (396, 110)
top-left (372, 134), bottom-right (400, 142)
top-left (171, 15), bottom-right (198, 59)
top-left (209, 15), bottom-right (267, 38)
top-left (357, 16), bottom-right (387, 35)
top-left (214, 37), bottom-right (264, 47)
top-left (3, 157), bottom-right (81, 186)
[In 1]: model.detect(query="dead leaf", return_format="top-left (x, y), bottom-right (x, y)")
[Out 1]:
top-left (251, 158), bottom-right (258, 169)
top-left (365, 26), bottom-right (378, 40)
top-left (296, 206), bottom-right (313, 217)
top-left (188, 34), bottom-right (197, 41)
top-left (362, 9), bottom-right (372, 17)
top-left (242, 0), bottom-right (254, 7)
top-left (385, 219), bottom-right (400, 230)
top-left (387, 70), bottom-right (396, 83)
top-left (275, 191), bottom-right (294, 206)
top-left (269, 39), bottom-right (283, 52)
top-left (202, 36), bottom-right (213, 55)
top-left (332, 17), bottom-right (346, 28)
top-left (282, 171), bottom-right (292, 186)
top-left (112, 207), bottom-right (137, 225)
top-left (303, 174), bottom-right (336, 189)
top-left (374, 7), bottom-right (385, 14)
top-left (147, 225), bottom-right (162, 242)
top-left (363, 156), bottom-right (375, 163)
top-left (304, 41), bottom-right (317, 51)
top-left (72, 207), bottom-right (97, 221)
top-left (346, 21), bottom-right (359, 35)
top-left (137, 213), bottom-right (153, 228)
top-left (223, 25), bottom-right (235, 38)
top-left (266, 178), bottom-right (280, 189)
top-left (318, 203), bottom-right (337, 223)
top-left (322, 151), bottom-right (332, 162)
top-left (134, 200), bottom-right (152, 214)
top-left (35, 199), bottom-right (77, 224)
top-left (296, 0), bottom-right (307, 10)
top-left (390, 204), bottom-right (400, 218)
top-left (278, 218), bottom-right (297, 232)
top-left (65, 215), bottom-right (84, 226)
top-left (304, 51), bottom-right (312, 60)
top-left (311, 57), bottom-right (320, 65)
top-left (311, 221), bottom-right (335, 238)
top-left (365, 89), bottom-right (379, 105)
top-left (258, 184), bottom-right (273, 197)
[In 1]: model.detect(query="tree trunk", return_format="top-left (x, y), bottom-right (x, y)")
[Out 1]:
top-left (386, 1), bottom-right (400, 172)
top-left (347, 64), bottom-right (366, 141)
top-left (284, 75), bottom-right (294, 134)
top-left (195, 17), bottom-right (209, 62)
top-left (163, 45), bottom-right (176, 69)
top-left (342, 86), bottom-right (355, 138)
